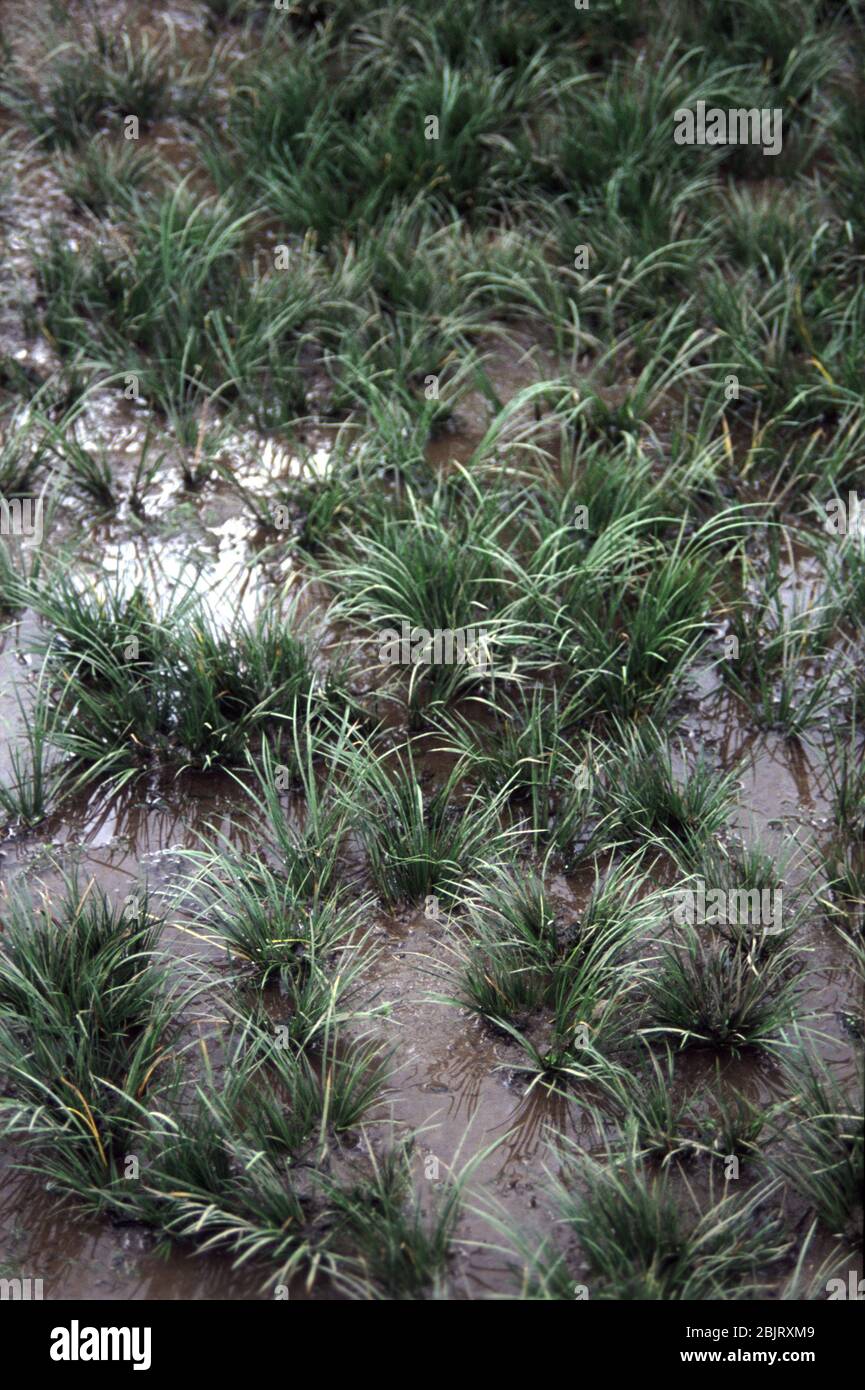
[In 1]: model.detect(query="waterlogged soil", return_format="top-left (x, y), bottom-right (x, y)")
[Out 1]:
top-left (1, 595), bottom-right (859, 1299)
top-left (0, 0), bottom-right (862, 1301)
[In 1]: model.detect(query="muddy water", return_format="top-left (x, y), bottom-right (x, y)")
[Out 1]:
top-left (2, 375), bottom-right (861, 1299)
top-left (4, 703), bottom-right (854, 1302)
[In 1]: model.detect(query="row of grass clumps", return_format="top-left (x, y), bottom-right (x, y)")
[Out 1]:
top-left (0, 820), bottom-right (860, 1299)
top-left (0, 0), bottom-right (862, 1299)
top-left (0, 1), bottom-right (860, 498)
top-left (0, 860), bottom-right (472, 1299)
top-left (0, 687), bottom-right (860, 1292)
top-left (1, 523), bottom-right (862, 864)
top-left (0, 686), bottom-right (860, 1295)
top-left (0, 444), bottom-right (863, 1294)
top-left (3, 441), bottom-right (864, 817)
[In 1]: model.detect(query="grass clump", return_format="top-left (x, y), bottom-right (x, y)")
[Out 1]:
top-left (772, 1048), bottom-right (864, 1245)
top-left (440, 857), bottom-right (664, 1089)
top-left (643, 922), bottom-right (803, 1054)
top-left (339, 738), bottom-right (513, 907)
top-left (513, 1130), bottom-right (789, 1300)
top-left (0, 874), bottom-right (180, 1209)
top-left (603, 721), bottom-right (738, 855)
top-left (326, 1140), bottom-right (465, 1300)
top-left (18, 562), bottom-right (348, 786)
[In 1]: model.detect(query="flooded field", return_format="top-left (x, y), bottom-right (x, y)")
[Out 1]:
top-left (0, 0), bottom-right (862, 1303)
